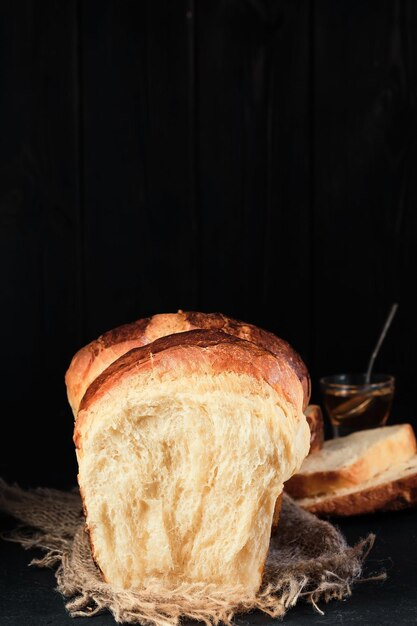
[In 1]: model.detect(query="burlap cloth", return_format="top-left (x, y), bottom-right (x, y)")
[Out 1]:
top-left (0, 479), bottom-right (383, 625)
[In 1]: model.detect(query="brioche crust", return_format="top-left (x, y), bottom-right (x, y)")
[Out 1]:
top-left (76, 330), bottom-right (305, 436)
top-left (66, 311), bottom-right (310, 414)
top-left (304, 405), bottom-right (324, 454)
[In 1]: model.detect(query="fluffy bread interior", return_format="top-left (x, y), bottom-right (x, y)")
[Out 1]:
top-left (77, 371), bottom-right (304, 592)
top-left (298, 424), bottom-right (416, 475)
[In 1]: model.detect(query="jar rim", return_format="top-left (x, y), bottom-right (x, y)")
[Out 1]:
top-left (319, 373), bottom-right (395, 390)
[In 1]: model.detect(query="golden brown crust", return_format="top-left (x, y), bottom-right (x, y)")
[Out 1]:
top-left (65, 316), bottom-right (151, 414)
top-left (303, 471), bottom-right (417, 517)
top-left (77, 483), bottom-right (106, 580)
top-left (66, 311), bottom-right (310, 415)
top-left (304, 405), bottom-right (324, 455)
top-left (184, 312), bottom-right (310, 406)
top-left (77, 329), bottom-right (302, 417)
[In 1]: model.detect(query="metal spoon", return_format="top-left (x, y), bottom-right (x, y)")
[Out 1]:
top-left (332, 394), bottom-right (373, 419)
top-left (365, 303), bottom-right (398, 384)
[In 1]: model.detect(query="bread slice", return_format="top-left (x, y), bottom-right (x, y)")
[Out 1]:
top-left (285, 424), bottom-right (417, 499)
top-left (297, 453), bottom-right (417, 516)
top-left (74, 330), bottom-right (310, 593)
top-left (65, 310), bottom-right (310, 415)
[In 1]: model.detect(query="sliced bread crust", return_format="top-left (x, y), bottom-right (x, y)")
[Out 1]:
top-left (285, 424), bottom-right (417, 499)
top-left (297, 454), bottom-right (417, 516)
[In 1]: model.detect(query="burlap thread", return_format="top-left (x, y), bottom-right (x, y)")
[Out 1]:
top-left (0, 479), bottom-right (383, 625)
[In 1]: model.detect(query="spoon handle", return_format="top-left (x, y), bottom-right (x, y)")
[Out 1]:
top-left (365, 303), bottom-right (398, 384)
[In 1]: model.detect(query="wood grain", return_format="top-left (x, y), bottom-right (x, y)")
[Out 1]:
top-left (1, 0), bottom-right (416, 486)
top-left (0, 0), bottom-right (80, 485)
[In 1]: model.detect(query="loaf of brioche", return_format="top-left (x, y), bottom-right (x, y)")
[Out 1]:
top-left (66, 311), bottom-right (310, 415)
top-left (73, 330), bottom-right (310, 593)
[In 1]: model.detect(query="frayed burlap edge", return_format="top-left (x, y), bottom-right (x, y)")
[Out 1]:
top-left (0, 479), bottom-right (385, 625)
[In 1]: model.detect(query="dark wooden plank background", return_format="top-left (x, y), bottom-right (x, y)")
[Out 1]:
top-left (1, 0), bottom-right (416, 487)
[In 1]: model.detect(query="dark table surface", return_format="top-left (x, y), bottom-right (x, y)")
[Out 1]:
top-left (1, 506), bottom-right (417, 626)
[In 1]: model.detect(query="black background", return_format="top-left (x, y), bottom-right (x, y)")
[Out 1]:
top-left (1, 0), bottom-right (417, 489)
